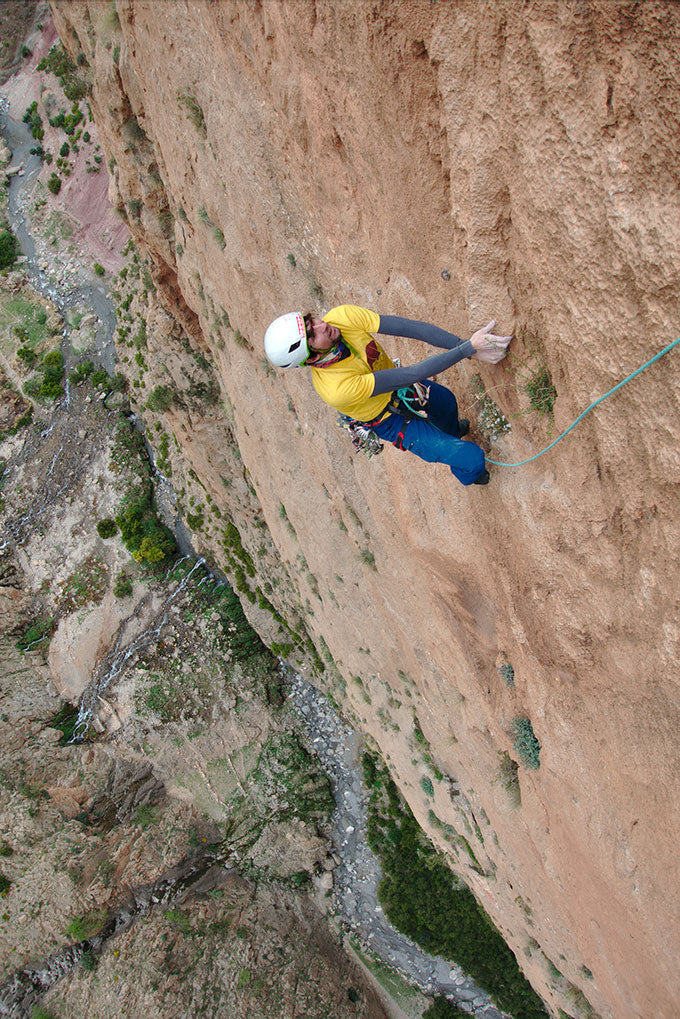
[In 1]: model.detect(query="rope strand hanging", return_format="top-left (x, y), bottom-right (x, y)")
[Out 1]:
top-left (484, 336), bottom-right (680, 468)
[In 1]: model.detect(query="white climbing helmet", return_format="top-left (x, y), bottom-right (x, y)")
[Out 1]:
top-left (264, 312), bottom-right (310, 368)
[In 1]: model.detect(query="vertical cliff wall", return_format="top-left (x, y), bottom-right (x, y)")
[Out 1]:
top-left (50, 3), bottom-right (680, 1017)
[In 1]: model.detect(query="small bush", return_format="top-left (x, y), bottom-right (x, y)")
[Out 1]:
top-left (146, 385), bottom-right (174, 413)
top-left (0, 842), bottom-right (13, 858)
top-left (115, 487), bottom-right (175, 565)
top-left (525, 365), bottom-right (557, 416)
top-left (423, 999), bottom-right (471, 1018)
top-left (0, 873), bottom-right (11, 895)
top-left (17, 346), bottom-right (37, 367)
top-left (420, 776), bottom-right (434, 798)
top-left (358, 548), bottom-right (376, 569)
top-left (69, 360), bottom-right (95, 385)
top-left (177, 92), bottom-right (206, 136)
top-left (43, 350), bottom-right (62, 370)
top-left (0, 229), bottom-right (19, 270)
top-left (39, 376), bottom-right (63, 397)
top-left (497, 751), bottom-right (521, 807)
top-left (22, 101), bottom-right (43, 140)
top-left (498, 662), bottom-right (515, 687)
top-left (511, 716), bottom-right (541, 770)
top-left (113, 572), bottom-right (133, 599)
top-left (93, 262), bottom-right (105, 276)
top-left (47, 173), bottom-right (62, 195)
top-left (96, 518), bottom-right (118, 539)
top-left (59, 141), bottom-right (70, 157)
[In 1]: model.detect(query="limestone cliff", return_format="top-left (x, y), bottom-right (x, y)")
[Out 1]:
top-left (49, 3), bottom-right (680, 1017)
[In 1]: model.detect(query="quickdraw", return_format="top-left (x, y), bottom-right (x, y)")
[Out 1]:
top-left (337, 415), bottom-right (384, 456)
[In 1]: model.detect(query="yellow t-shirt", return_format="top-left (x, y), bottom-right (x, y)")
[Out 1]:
top-left (311, 304), bottom-right (394, 421)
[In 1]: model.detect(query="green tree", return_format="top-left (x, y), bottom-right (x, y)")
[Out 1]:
top-left (0, 229), bottom-right (19, 270)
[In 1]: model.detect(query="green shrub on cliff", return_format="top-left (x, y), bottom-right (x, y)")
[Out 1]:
top-left (146, 384), bottom-right (174, 412)
top-left (38, 43), bottom-right (87, 102)
top-left (511, 716), bottom-right (541, 770)
top-left (363, 753), bottom-right (548, 1018)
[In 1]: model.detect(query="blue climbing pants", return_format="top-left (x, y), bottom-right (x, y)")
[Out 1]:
top-left (371, 380), bottom-right (486, 486)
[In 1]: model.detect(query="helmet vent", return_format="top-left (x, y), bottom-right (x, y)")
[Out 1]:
top-left (289, 340), bottom-right (301, 352)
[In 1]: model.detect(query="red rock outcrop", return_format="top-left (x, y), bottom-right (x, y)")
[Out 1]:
top-left (49, 3), bottom-right (680, 1017)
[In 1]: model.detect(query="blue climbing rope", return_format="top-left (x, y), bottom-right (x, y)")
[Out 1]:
top-left (485, 336), bottom-right (680, 468)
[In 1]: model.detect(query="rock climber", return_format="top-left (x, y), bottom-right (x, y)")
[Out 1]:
top-left (264, 305), bottom-right (511, 486)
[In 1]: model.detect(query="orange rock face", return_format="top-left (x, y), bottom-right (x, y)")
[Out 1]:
top-left (50, 2), bottom-right (680, 1017)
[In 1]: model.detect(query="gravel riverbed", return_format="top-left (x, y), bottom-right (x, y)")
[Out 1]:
top-left (288, 673), bottom-right (508, 1018)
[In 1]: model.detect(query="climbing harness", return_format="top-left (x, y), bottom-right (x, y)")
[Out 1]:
top-left (395, 382), bottom-right (430, 418)
top-left (486, 336), bottom-right (680, 468)
top-left (337, 383), bottom-right (431, 457)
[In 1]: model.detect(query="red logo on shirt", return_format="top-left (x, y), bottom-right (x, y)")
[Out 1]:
top-left (366, 339), bottom-right (380, 368)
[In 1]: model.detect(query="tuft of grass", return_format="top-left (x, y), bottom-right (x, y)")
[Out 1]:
top-left (358, 548), bottom-right (376, 570)
top-left (525, 365), bottom-right (557, 416)
top-left (64, 907), bottom-right (109, 940)
top-left (497, 751), bottom-right (521, 806)
top-left (133, 803), bottom-right (158, 829)
top-left (177, 92), bottom-right (207, 136)
top-left (163, 908), bottom-right (193, 935)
